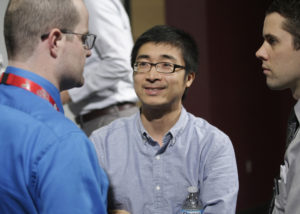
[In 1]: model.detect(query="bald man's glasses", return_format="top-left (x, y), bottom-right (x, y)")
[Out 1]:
top-left (41, 29), bottom-right (96, 50)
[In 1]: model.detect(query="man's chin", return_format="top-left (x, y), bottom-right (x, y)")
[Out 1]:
top-left (266, 81), bottom-right (287, 91)
top-left (74, 79), bottom-right (84, 88)
top-left (60, 78), bottom-right (84, 91)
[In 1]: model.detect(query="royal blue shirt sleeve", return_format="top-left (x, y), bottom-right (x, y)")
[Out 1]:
top-left (33, 133), bottom-right (108, 214)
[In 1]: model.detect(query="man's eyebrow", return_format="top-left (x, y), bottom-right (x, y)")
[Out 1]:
top-left (136, 55), bottom-right (150, 60)
top-left (263, 33), bottom-right (277, 40)
top-left (136, 54), bottom-right (177, 61)
top-left (160, 54), bottom-right (176, 61)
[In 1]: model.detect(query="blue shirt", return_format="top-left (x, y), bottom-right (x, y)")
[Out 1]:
top-left (90, 107), bottom-right (239, 214)
top-left (0, 67), bottom-right (108, 214)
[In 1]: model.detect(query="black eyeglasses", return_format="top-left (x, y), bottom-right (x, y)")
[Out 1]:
top-left (133, 62), bottom-right (186, 74)
top-left (41, 29), bottom-right (97, 50)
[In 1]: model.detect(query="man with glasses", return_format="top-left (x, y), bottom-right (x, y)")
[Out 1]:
top-left (90, 25), bottom-right (239, 214)
top-left (61, 0), bottom-right (138, 137)
top-left (41, 29), bottom-right (97, 51)
top-left (0, 0), bottom-right (108, 213)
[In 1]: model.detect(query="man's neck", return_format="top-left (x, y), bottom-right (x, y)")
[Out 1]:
top-left (8, 59), bottom-right (59, 90)
top-left (140, 105), bottom-right (182, 146)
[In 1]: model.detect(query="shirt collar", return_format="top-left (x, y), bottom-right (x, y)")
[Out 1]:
top-left (5, 66), bottom-right (64, 114)
top-left (136, 106), bottom-right (189, 146)
top-left (294, 100), bottom-right (300, 123)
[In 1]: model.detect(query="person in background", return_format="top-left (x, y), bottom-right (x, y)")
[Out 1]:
top-left (0, 54), bottom-right (5, 74)
top-left (256, 0), bottom-right (300, 213)
top-left (61, 0), bottom-right (138, 137)
top-left (90, 25), bottom-right (239, 214)
top-left (0, 0), bottom-right (108, 213)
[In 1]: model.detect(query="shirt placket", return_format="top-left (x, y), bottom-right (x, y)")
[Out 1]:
top-left (151, 133), bottom-right (172, 214)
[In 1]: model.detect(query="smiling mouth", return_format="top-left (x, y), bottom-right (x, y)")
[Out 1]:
top-left (144, 86), bottom-right (165, 95)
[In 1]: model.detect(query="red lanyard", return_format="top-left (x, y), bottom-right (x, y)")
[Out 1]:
top-left (0, 72), bottom-right (59, 111)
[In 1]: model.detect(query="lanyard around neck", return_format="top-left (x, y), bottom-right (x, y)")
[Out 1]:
top-left (0, 72), bottom-right (59, 111)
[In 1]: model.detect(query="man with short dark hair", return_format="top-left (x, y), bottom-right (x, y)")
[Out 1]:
top-left (91, 25), bottom-right (239, 214)
top-left (0, 0), bottom-right (108, 213)
top-left (256, 0), bottom-right (300, 213)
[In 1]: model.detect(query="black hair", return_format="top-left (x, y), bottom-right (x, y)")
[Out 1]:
top-left (131, 25), bottom-right (199, 76)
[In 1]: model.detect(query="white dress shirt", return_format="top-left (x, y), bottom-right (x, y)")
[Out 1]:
top-left (68, 0), bottom-right (137, 115)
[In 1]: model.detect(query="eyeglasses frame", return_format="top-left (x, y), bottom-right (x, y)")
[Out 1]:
top-left (133, 61), bottom-right (186, 74)
top-left (41, 29), bottom-right (96, 50)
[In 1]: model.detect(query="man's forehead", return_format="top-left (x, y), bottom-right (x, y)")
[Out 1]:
top-left (263, 12), bottom-right (286, 34)
top-left (138, 42), bottom-right (182, 57)
top-left (136, 53), bottom-right (177, 61)
top-left (72, 0), bottom-right (89, 31)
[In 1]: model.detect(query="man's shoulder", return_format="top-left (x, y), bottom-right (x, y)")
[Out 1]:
top-left (185, 111), bottom-right (221, 130)
top-left (0, 102), bottom-right (89, 155)
top-left (90, 113), bottom-right (138, 143)
top-left (0, 92), bottom-right (86, 141)
top-left (185, 111), bottom-right (230, 141)
top-left (95, 112), bottom-right (137, 132)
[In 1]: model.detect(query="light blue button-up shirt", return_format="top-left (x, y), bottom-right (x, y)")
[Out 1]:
top-left (91, 107), bottom-right (238, 214)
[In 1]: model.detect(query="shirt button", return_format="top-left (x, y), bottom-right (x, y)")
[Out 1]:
top-left (156, 155), bottom-right (160, 160)
top-left (156, 185), bottom-right (160, 191)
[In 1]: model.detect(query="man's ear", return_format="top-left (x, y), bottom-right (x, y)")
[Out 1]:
top-left (47, 29), bottom-right (63, 58)
top-left (186, 72), bottom-right (195, 88)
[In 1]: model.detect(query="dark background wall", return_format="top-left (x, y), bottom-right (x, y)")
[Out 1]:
top-left (166, 0), bottom-right (295, 212)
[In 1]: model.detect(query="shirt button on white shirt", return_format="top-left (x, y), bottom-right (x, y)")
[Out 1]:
top-left (156, 155), bottom-right (160, 160)
top-left (156, 185), bottom-right (160, 191)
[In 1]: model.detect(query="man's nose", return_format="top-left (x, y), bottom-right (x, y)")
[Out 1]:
top-left (86, 49), bottom-right (92, 58)
top-left (146, 65), bottom-right (161, 81)
top-left (255, 43), bottom-right (267, 60)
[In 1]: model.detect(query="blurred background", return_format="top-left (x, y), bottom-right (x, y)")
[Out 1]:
top-left (0, 0), bottom-right (295, 213)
